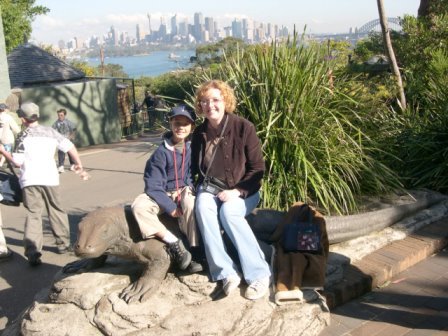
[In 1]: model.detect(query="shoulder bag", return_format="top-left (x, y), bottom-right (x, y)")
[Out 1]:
top-left (0, 161), bottom-right (22, 206)
top-left (282, 204), bottom-right (321, 253)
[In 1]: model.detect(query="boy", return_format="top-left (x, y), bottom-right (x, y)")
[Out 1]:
top-left (0, 102), bottom-right (84, 266)
top-left (131, 105), bottom-right (201, 273)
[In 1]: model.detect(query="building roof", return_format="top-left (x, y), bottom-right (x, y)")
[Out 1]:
top-left (7, 43), bottom-right (85, 87)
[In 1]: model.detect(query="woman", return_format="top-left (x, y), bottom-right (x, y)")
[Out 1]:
top-left (191, 80), bottom-right (271, 300)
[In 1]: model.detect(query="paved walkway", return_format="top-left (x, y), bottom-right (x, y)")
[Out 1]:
top-left (320, 247), bottom-right (448, 336)
top-left (1, 133), bottom-right (448, 335)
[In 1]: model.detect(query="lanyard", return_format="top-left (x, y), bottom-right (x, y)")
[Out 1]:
top-left (172, 143), bottom-right (186, 208)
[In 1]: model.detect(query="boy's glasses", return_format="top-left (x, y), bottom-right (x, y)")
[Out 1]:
top-left (200, 98), bottom-right (223, 106)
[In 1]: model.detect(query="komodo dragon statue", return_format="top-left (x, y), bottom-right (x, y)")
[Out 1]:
top-left (63, 205), bottom-right (175, 304)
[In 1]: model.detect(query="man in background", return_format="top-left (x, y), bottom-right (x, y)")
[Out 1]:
top-left (52, 108), bottom-right (77, 173)
top-left (140, 90), bottom-right (155, 128)
top-left (0, 103), bottom-right (21, 167)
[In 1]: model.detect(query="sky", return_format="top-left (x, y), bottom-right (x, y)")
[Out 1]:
top-left (31, 0), bottom-right (421, 46)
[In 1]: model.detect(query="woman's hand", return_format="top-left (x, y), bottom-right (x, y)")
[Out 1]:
top-left (217, 189), bottom-right (241, 202)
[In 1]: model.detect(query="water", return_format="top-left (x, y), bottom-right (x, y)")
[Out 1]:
top-left (86, 49), bottom-right (196, 78)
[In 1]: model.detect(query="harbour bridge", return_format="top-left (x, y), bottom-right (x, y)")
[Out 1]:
top-left (312, 17), bottom-right (403, 44)
top-left (357, 17), bottom-right (402, 34)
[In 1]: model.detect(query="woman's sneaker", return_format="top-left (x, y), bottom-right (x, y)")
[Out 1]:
top-left (222, 274), bottom-right (241, 296)
top-left (245, 277), bottom-right (270, 300)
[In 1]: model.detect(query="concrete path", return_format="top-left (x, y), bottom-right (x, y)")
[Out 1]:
top-left (1, 133), bottom-right (448, 335)
top-left (319, 247), bottom-right (448, 336)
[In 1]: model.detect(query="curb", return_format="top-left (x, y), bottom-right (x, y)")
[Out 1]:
top-left (322, 217), bottom-right (448, 309)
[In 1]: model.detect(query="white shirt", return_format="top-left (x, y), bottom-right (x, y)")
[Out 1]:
top-left (12, 124), bottom-right (74, 188)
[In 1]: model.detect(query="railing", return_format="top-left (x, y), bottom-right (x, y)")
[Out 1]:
top-left (121, 108), bottom-right (169, 139)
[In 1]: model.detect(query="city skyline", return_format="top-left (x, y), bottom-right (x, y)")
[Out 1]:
top-left (32, 0), bottom-right (420, 46)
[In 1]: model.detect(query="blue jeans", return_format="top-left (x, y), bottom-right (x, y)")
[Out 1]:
top-left (57, 150), bottom-right (74, 167)
top-left (195, 189), bottom-right (271, 284)
top-left (3, 144), bottom-right (12, 153)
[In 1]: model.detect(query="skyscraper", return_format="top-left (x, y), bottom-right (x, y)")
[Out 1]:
top-left (136, 24), bottom-right (141, 43)
top-left (110, 26), bottom-right (118, 46)
top-left (205, 17), bottom-right (214, 41)
top-left (171, 14), bottom-right (178, 36)
top-left (178, 19), bottom-right (188, 37)
top-left (147, 14), bottom-right (152, 36)
top-left (193, 12), bottom-right (204, 42)
top-left (231, 19), bottom-right (243, 39)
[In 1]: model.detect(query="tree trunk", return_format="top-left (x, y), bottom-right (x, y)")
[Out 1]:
top-left (418, 0), bottom-right (431, 17)
top-left (377, 0), bottom-right (407, 111)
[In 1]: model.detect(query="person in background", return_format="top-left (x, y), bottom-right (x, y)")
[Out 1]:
top-left (0, 103), bottom-right (21, 167)
top-left (0, 102), bottom-right (84, 266)
top-left (0, 209), bottom-right (12, 261)
top-left (52, 108), bottom-right (77, 173)
top-left (132, 105), bottom-right (202, 273)
top-left (140, 90), bottom-right (156, 128)
top-left (191, 80), bottom-right (271, 300)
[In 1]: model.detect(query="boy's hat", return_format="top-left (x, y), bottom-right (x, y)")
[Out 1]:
top-left (169, 105), bottom-right (196, 123)
top-left (18, 102), bottom-right (40, 120)
top-left (0, 103), bottom-right (8, 110)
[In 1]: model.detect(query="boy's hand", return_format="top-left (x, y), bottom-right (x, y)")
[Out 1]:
top-left (170, 207), bottom-right (183, 218)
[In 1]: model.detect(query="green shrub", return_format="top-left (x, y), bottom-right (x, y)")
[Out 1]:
top-left (191, 33), bottom-right (401, 214)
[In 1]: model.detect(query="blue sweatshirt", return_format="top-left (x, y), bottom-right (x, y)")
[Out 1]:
top-left (143, 132), bottom-right (193, 214)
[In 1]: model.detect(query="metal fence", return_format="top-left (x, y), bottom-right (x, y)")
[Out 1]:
top-left (121, 108), bottom-right (169, 138)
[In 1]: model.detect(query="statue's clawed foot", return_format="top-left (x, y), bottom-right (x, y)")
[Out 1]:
top-left (63, 255), bottom-right (107, 273)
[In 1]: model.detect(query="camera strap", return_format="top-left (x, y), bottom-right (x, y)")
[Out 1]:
top-left (172, 142), bottom-right (186, 208)
top-left (199, 114), bottom-right (229, 180)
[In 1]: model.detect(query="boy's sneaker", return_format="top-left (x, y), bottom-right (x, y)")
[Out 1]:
top-left (28, 252), bottom-right (42, 267)
top-left (58, 166), bottom-right (65, 173)
top-left (187, 260), bottom-right (204, 273)
top-left (245, 277), bottom-right (270, 300)
top-left (166, 240), bottom-right (192, 270)
top-left (222, 274), bottom-right (241, 296)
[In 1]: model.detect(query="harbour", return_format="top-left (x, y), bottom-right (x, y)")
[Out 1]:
top-left (85, 49), bottom-right (196, 78)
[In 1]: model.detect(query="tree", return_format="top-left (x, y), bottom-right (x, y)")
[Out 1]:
top-left (195, 37), bottom-right (245, 66)
top-left (68, 60), bottom-right (96, 77)
top-left (418, 0), bottom-right (448, 18)
top-left (418, 0), bottom-right (431, 17)
top-left (0, 0), bottom-right (49, 52)
top-left (376, 0), bottom-right (406, 110)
